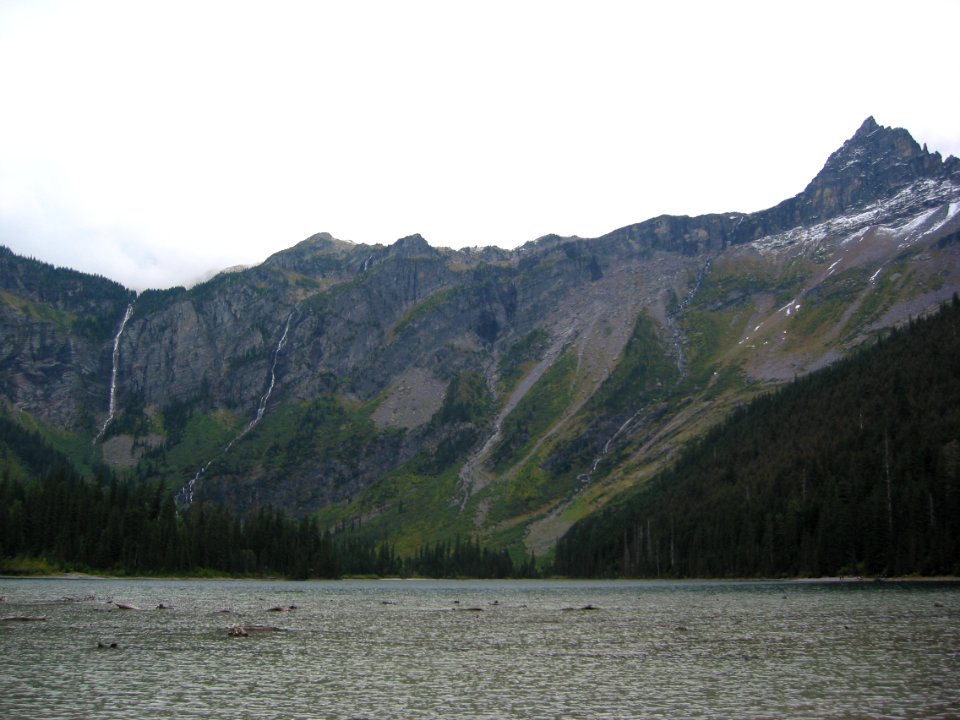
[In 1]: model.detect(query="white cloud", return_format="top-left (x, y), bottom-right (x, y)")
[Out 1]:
top-left (0, 0), bottom-right (958, 290)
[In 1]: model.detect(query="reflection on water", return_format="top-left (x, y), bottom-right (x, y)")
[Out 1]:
top-left (1, 578), bottom-right (958, 719)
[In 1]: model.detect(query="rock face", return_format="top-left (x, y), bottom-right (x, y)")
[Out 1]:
top-left (0, 247), bottom-right (133, 427)
top-left (797, 116), bottom-right (947, 219)
top-left (731, 116), bottom-right (960, 243)
top-left (2, 118), bottom-right (960, 554)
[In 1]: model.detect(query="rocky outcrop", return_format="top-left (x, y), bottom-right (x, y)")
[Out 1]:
top-left (0, 247), bottom-right (132, 427)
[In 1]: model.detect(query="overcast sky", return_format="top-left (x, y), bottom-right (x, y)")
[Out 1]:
top-left (1, 1), bottom-right (958, 291)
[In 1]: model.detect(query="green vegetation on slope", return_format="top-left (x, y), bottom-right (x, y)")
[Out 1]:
top-left (388, 287), bottom-right (457, 341)
top-left (311, 371), bottom-right (496, 556)
top-left (0, 414), bottom-right (79, 485)
top-left (0, 400), bottom-right (531, 578)
top-left (555, 296), bottom-right (960, 578)
top-left (0, 465), bottom-right (528, 578)
top-left (587, 312), bottom-right (679, 416)
top-left (497, 329), bottom-right (550, 395)
top-left (0, 245), bottom-right (133, 340)
top-left (787, 267), bottom-right (869, 342)
top-left (498, 312), bottom-right (680, 517)
top-left (433, 371), bottom-right (494, 426)
top-left (489, 349), bottom-right (577, 473)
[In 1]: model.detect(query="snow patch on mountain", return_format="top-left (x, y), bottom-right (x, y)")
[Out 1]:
top-left (752, 178), bottom-right (960, 259)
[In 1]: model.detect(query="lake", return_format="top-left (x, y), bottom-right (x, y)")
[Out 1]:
top-left (1, 578), bottom-right (957, 719)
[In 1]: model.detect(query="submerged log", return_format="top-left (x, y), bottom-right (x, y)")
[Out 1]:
top-left (227, 624), bottom-right (282, 637)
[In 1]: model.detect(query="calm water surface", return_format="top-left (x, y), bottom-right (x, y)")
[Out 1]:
top-left (1, 578), bottom-right (958, 719)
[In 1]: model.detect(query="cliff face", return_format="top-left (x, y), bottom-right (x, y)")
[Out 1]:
top-left (0, 247), bottom-right (133, 427)
top-left (2, 118), bottom-right (959, 555)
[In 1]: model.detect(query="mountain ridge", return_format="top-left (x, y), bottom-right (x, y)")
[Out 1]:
top-left (2, 117), bottom-right (959, 560)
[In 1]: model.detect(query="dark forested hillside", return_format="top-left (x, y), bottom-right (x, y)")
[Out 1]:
top-left (554, 297), bottom-right (960, 578)
top-left (0, 418), bottom-right (529, 579)
top-left (0, 245), bottom-right (132, 339)
top-left (0, 462), bottom-right (530, 579)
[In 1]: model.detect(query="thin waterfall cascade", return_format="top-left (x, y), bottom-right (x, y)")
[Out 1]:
top-left (667, 258), bottom-right (712, 377)
top-left (178, 461), bottom-right (212, 508)
top-left (177, 306), bottom-right (298, 507)
top-left (577, 408), bottom-right (645, 485)
top-left (249, 308), bottom-right (296, 431)
top-left (93, 303), bottom-right (135, 445)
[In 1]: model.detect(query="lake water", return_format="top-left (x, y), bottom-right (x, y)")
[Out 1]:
top-left (1, 578), bottom-right (958, 719)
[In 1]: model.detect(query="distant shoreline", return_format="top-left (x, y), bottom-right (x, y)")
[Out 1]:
top-left (788, 576), bottom-right (960, 584)
top-left (3, 573), bottom-right (959, 584)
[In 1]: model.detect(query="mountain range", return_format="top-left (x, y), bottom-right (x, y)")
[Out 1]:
top-left (2, 116), bottom-right (959, 561)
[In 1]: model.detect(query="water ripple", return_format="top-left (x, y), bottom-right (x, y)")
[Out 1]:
top-left (1, 579), bottom-right (958, 719)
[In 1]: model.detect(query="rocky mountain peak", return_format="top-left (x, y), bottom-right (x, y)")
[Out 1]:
top-left (306, 231), bottom-right (336, 243)
top-left (853, 115), bottom-right (880, 138)
top-left (815, 116), bottom-right (935, 181)
top-left (388, 234), bottom-right (438, 259)
top-left (731, 118), bottom-right (957, 242)
top-left (804, 116), bottom-right (943, 197)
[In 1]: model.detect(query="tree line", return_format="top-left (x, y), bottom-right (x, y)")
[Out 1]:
top-left (0, 464), bottom-right (533, 579)
top-left (554, 296), bottom-right (960, 578)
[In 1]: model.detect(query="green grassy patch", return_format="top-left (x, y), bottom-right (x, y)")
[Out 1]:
top-left (432, 371), bottom-right (494, 426)
top-left (209, 395), bottom-right (383, 479)
top-left (693, 259), bottom-right (808, 312)
top-left (489, 349), bottom-right (577, 473)
top-left (0, 555), bottom-right (64, 576)
top-left (587, 313), bottom-right (678, 416)
top-left (693, 269), bottom-right (771, 310)
top-left (315, 464), bottom-right (472, 557)
top-left (681, 308), bottom-right (741, 386)
top-left (0, 290), bottom-right (76, 331)
top-left (497, 329), bottom-right (550, 395)
top-left (161, 409), bottom-right (243, 477)
top-left (788, 267), bottom-right (869, 341)
top-left (488, 442), bottom-right (587, 524)
top-left (388, 287), bottom-right (457, 341)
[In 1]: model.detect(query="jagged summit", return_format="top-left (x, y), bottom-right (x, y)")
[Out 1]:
top-left (853, 115), bottom-right (880, 138)
top-left (816, 116), bottom-right (942, 180)
top-left (795, 116), bottom-right (954, 222)
top-left (719, 117), bottom-right (960, 245)
top-left (386, 233), bottom-right (439, 259)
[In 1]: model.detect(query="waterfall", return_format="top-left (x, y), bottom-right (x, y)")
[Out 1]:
top-left (93, 303), bottom-right (134, 444)
top-left (178, 462), bottom-right (211, 507)
top-left (577, 407), bottom-right (645, 484)
top-left (248, 308), bottom-right (295, 431)
top-left (668, 258), bottom-right (712, 377)
top-left (177, 306), bottom-right (298, 507)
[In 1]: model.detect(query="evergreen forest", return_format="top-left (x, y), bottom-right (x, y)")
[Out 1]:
top-left (554, 296), bottom-right (960, 578)
top-left (0, 422), bottom-right (531, 579)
